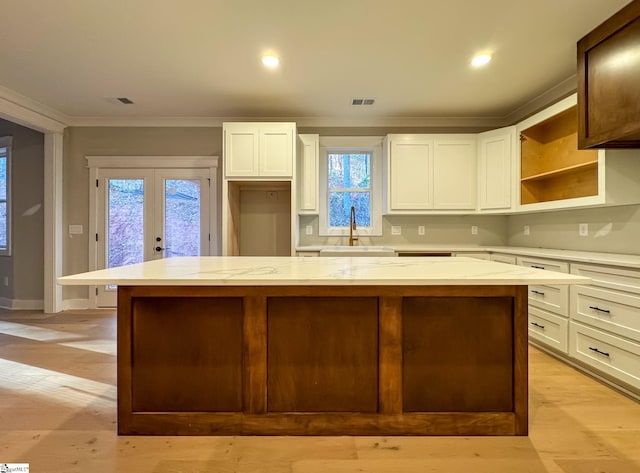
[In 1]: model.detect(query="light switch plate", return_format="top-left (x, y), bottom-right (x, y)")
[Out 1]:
top-left (391, 225), bottom-right (402, 236)
top-left (418, 225), bottom-right (425, 236)
top-left (69, 224), bottom-right (83, 235)
top-left (524, 225), bottom-right (530, 236)
top-left (579, 223), bottom-right (588, 237)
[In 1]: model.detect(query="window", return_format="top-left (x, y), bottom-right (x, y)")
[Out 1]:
top-left (0, 136), bottom-right (11, 256)
top-left (319, 137), bottom-right (382, 236)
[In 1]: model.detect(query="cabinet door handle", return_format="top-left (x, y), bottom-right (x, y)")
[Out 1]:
top-left (531, 265), bottom-right (545, 270)
top-left (588, 346), bottom-right (610, 357)
top-left (531, 290), bottom-right (545, 296)
top-left (530, 322), bottom-right (545, 329)
top-left (589, 306), bottom-right (611, 314)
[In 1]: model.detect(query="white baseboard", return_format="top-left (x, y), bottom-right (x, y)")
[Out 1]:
top-left (0, 297), bottom-right (45, 310)
top-left (62, 298), bottom-right (91, 310)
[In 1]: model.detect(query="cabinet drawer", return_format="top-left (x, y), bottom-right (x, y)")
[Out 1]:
top-left (491, 253), bottom-right (517, 265)
top-left (570, 322), bottom-right (640, 391)
top-left (528, 307), bottom-right (568, 353)
top-left (571, 285), bottom-right (640, 341)
top-left (528, 284), bottom-right (569, 317)
top-left (518, 257), bottom-right (569, 273)
top-left (571, 263), bottom-right (640, 295)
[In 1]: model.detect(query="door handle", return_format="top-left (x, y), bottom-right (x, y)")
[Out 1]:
top-left (155, 246), bottom-right (165, 252)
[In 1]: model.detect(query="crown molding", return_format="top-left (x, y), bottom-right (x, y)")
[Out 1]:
top-left (502, 74), bottom-right (577, 126)
top-left (66, 114), bottom-right (509, 129)
top-left (0, 84), bottom-right (69, 133)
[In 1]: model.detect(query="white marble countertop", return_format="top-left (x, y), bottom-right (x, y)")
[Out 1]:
top-left (296, 245), bottom-right (640, 268)
top-left (57, 256), bottom-right (589, 286)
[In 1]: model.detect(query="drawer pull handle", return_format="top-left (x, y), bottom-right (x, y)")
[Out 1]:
top-left (530, 322), bottom-right (545, 329)
top-left (589, 306), bottom-right (611, 314)
top-left (588, 347), bottom-right (610, 357)
top-left (531, 290), bottom-right (545, 296)
top-left (531, 265), bottom-right (545, 270)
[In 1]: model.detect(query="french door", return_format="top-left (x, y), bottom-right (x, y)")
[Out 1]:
top-left (95, 168), bottom-right (211, 307)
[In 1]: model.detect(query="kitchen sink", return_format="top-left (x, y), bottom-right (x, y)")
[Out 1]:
top-left (318, 246), bottom-right (397, 257)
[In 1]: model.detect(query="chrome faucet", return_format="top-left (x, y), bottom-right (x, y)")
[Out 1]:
top-left (349, 205), bottom-right (358, 246)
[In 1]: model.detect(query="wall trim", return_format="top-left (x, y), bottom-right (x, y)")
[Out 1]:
top-left (0, 297), bottom-right (44, 310)
top-left (0, 84), bottom-right (68, 133)
top-left (85, 155), bottom-right (219, 169)
top-left (62, 298), bottom-right (91, 311)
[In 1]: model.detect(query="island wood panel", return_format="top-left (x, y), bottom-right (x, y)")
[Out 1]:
top-left (403, 297), bottom-right (513, 412)
top-left (117, 285), bottom-right (528, 436)
top-left (130, 297), bottom-right (243, 412)
top-left (267, 297), bottom-right (379, 412)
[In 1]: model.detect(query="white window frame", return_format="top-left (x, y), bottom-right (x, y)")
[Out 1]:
top-left (319, 136), bottom-right (383, 236)
top-left (0, 136), bottom-right (12, 256)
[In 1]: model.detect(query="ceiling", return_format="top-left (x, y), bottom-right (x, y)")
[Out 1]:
top-left (0, 0), bottom-right (632, 127)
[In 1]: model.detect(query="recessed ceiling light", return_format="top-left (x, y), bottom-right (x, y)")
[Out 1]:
top-left (471, 53), bottom-right (492, 67)
top-left (261, 55), bottom-right (280, 68)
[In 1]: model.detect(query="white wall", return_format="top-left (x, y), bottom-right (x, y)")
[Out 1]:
top-left (507, 204), bottom-right (640, 255)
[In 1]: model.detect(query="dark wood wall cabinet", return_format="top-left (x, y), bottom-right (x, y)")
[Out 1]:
top-left (577, 0), bottom-right (640, 149)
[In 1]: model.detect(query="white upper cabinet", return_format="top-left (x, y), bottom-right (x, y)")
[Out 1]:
top-left (433, 137), bottom-right (476, 210)
top-left (224, 122), bottom-right (295, 178)
top-left (388, 136), bottom-right (433, 210)
top-left (298, 134), bottom-right (319, 213)
top-left (386, 134), bottom-right (476, 213)
top-left (478, 126), bottom-right (515, 211)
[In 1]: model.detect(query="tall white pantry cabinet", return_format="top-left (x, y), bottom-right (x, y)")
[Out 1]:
top-left (222, 122), bottom-right (297, 256)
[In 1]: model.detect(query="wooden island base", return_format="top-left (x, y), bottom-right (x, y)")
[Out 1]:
top-left (117, 285), bottom-right (528, 436)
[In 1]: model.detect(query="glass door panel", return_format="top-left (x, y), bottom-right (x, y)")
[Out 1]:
top-left (96, 168), bottom-right (211, 307)
top-left (108, 179), bottom-right (145, 268)
top-left (154, 169), bottom-right (210, 261)
top-left (163, 179), bottom-right (201, 258)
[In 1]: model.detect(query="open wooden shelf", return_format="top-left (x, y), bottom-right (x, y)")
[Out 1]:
top-left (520, 160), bottom-right (598, 182)
top-left (520, 106), bottom-right (599, 205)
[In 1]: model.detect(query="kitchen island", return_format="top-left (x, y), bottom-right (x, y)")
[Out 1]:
top-left (58, 256), bottom-right (589, 436)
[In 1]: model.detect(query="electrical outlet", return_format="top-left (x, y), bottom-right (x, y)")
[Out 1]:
top-left (471, 225), bottom-right (478, 235)
top-left (391, 225), bottom-right (402, 236)
top-left (579, 223), bottom-right (588, 237)
top-left (3, 276), bottom-right (8, 287)
top-left (418, 225), bottom-right (425, 236)
top-left (524, 225), bottom-right (530, 236)
top-left (305, 225), bottom-right (313, 235)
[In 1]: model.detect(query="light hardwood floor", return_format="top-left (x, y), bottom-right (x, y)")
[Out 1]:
top-left (0, 308), bottom-right (638, 473)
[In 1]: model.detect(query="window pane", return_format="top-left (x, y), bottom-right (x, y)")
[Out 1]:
top-left (329, 191), bottom-right (371, 227)
top-left (328, 153), bottom-right (370, 189)
top-left (0, 156), bottom-right (6, 201)
top-left (0, 201), bottom-right (6, 249)
top-left (164, 179), bottom-right (201, 258)
top-left (107, 179), bottom-right (144, 268)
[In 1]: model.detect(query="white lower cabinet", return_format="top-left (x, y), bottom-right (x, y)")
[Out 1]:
top-left (490, 253), bottom-right (517, 265)
top-left (571, 284), bottom-right (640, 340)
top-left (528, 283), bottom-right (569, 317)
top-left (452, 251), bottom-right (490, 260)
top-left (570, 322), bottom-right (640, 391)
top-left (528, 306), bottom-right (569, 353)
top-left (565, 262), bottom-right (640, 396)
top-left (517, 256), bottom-right (570, 351)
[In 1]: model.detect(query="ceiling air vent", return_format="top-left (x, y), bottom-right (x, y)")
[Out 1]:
top-left (351, 98), bottom-right (375, 106)
top-left (117, 97), bottom-right (134, 104)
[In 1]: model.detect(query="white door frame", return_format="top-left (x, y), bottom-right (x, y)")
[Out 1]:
top-left (0, 90), bottom-right (67, 313)
top-left (86, 155), bottom-right (219, 308)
